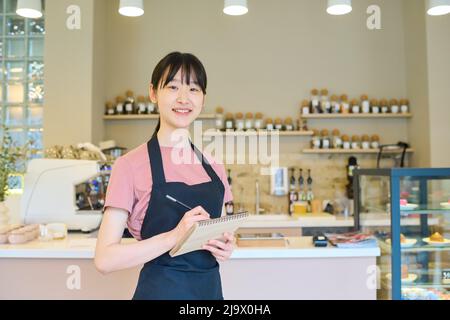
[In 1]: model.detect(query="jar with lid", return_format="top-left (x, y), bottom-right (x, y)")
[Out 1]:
top-left (361, 135), bottom-right (371, 149)
top-left (235, 113), bottom-right (245, 131)
top-left (301, 100), bottom-right (311, 115)
top-left (331, 95), bottom-right (340, 113)
top-left (400, 99), bottom-right (409, 114)
top-left (320, 89), bottom-right (331, 113)
top-left (245, 112), bottom-right (254, 131)
top-left (124, 90), bottom-right (136, 115)
top-left (371, 99), bottom-right (380, 114)
top-left (254, 113), bottom-right (264, 130)
top-left (105, 101), bottom-right (115, 115)
top-left (115, 96), bottom-right (125, 115)
top-left (380, 99), bottom-right (389, 113)
top-left (311, 130), bottom-right (321, 149)
top-left (137, 96), bottom-right (147, 114)
top-left (225, 113), bottom-right (235, 131)
top-left (310, 89), bottom-right (320, 113)
top-left (274, 118), bottom-right (283, 131)
top-left (390, 99), bottom-right (399, 114)
top-left (321, 129), bottom-right (330, 149)
top-left (351, 135), bottom-right (360, 149)
top-left (215, 106), bottom-right (225, 131)
top-left (351, 99), bottom-right (360, 114)
top-left (371, 135), bottom-right (380, 149)
top-left (298, 118), bottom-right (308, 131)
top-left (265, 118), bottom-right (274, 131)
top-left (147, 96), bottom-right (157, 114)
top-left (332, 129), bottom-right (342, 149)
top-left (342, 135), bottom-right (351, 149)
top-left (284, 117), bottom-right (294, 131)
top-left (341, 94), bottom-right (350, 114)
top-left (361, 95), bottom-right (370, 113)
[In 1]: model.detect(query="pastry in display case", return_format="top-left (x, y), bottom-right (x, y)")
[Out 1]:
top-left (353, 168), bottom-right (450, 300)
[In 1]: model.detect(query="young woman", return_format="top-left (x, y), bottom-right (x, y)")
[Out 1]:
top-left (95, 52), bottom-right (234, 300)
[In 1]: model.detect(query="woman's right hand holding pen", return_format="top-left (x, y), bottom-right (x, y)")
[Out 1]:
top-left (168, 206), bottom-right (210, 248)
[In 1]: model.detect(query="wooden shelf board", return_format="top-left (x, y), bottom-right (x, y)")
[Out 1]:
top-left (301, 113), bottom-right (412, 119)
top-left (104, 113), bottom-right (215, 120)
top-left (203, 130), bottom-right (314, 137)
top-left (303, 148), bottom-right (415, 154)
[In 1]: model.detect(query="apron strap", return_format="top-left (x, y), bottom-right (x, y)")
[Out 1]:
top-left (148, 136), bottom-right (166, 184)
top-left (190, 141), bottom-right (221, 184)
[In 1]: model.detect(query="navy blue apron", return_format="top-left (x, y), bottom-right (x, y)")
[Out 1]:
top-left (132, 136), bottom-right (225, 300)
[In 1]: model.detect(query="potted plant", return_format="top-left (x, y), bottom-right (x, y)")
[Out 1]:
top-left (0, 126), bottom-right (29, 226)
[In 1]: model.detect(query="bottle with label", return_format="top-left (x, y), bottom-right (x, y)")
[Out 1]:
top-left (235, 113), bottom-right (245, 131)
top-left (371, 99), bottom-right (380, 114)
top-left (341, 94), bottom-right (350, 114)
top-left (390, 99), bottom-right (399, 114)
top-left (351, 99), bottom-right (360, 114)
top-left (400, 99), bottom-right (409, 114)
top-left (245, 112), bottom-right (254, 131)
top-left (351, 135), bottom-right (361, 149)
top-left (310, 89), bottom-right (321, 113)
top-left (105, 101), bottom-right (115, 116)
top-left (342, 134), bottom-right (351, 149)
top-left (274, 118), bottom-right (283, 131)
top-left (124, 90), bottom-right (136, 115)
top-left (306, 169), bottom-right (314, 212)
top-left (137, 96), bottom-right (147, 115)
top-left (311, 129), bottom-right (321, 149)
top-left (321, 129), bottom-right (330, 149)
top-left (115, 96), bottom-right (125, 115)
top-left (301, 99), bottom-right (311, 115)
top-left (288, 168), bottom-right (298, 216)
top-left (225, 113), bottom-right (235, 131)
top-left (380, 99), bottom-right (389, 113)
top-left (362, 135), bottom-right (371, 149)
top-left (331, 95), bottom-right (340, 113)
top-left (284, 117), bottom-right (294, 131)
top-left (332, 129), bottom-right (342, 149)
top-left (298, 168), bottom-right (306, 201)
top-left (320, 89), bottom-right (331, 114)
top-left (215, 106), bottom-right (225, 131)
top-left (254, 113), bottom-right (264, 130)
top-left (265, 118), bottom-right (274, 131)
top-left (371, 134), bottom-right (380, 149)
top-left (361, 95), bottom-right (370, 113)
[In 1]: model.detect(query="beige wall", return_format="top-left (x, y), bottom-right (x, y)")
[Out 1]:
top-left (104, 0), bottom-right (409, 150)
top-left (426, 14), bottom-right (450, 167)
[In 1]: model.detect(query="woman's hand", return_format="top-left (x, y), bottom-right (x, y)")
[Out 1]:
top-left (202, 232), bottom-right (235, 262)
top-left (169, 206), bottom-right (210, 248)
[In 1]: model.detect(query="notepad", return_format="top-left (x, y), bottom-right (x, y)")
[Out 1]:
top-left (169, 213), bottom-right (249, 257)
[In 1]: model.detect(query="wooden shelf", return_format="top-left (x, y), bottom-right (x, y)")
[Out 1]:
top-left (103, 113), bottom-right (215, 120)
top-left (301, 113), bottom-right (412, 119)
top-left (303, 148), bottom-right (415, 154)
top-left (203, 130), bottom-right (314, 137)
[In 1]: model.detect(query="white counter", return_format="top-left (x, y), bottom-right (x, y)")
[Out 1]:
top-left (0, 233), bottom-right (380, 259)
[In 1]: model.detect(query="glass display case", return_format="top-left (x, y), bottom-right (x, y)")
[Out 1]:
top-left (354, 168), bottom-right (450, 300)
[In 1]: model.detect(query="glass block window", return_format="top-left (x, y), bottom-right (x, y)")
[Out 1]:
top-left (1, 0), bottom-right (45, 163)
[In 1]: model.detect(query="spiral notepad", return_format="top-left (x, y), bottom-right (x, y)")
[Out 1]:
top-left (169, 213), bottom-right (249, 257)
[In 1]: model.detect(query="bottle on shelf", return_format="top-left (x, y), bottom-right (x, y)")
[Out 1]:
top-left (284, 117), bottom-right (294, 131)
top-left (380, 99), bottom-right (389, 113)
top-left (265, 118), bottom-right (274, 131)
top-left (115, 96), bottom-right (125, 115)
top-left (235, 113), bottom-right (245, 131)
top-left (288, 168), bottom-right (298, 216)
top-left (254, 113), bottom-right (264, 130)
top-left (390, 99), bottom-right (400, 114)
top-left (321, 129), bottom-right (330, 149)
top-left (342, 134), bottom-right (351, 149)
top-left (301, 99), bottom-right (311, 115)
top-left (340, 94), bottom-right (350, 114)
top-left (274, 118), bottom-right (283, 131)
top-left (245, 112), bottom-right (254, 131)
top-left (361, 95), bottom-right (370, 113)
top-left (225, 113), bottom-right (235, 131)
top-left (215, 106), bottom-right (225, 131)
top-left (371, 134), bottom-right (380, 149)
top-left (400, 99), bottom-right (409, 114)
top-left (320, 89), bottom-right (331, 114)
top-left (105, 101), bottom-right (115, 116)
top-left (124, 90), bottom-right (136, 115)
top-left (331, 95), bottom-right (340, 113)
top-left (361, 135), bottom-right (371, 149)
top-left (351, 99), bottom-right (360, 114)
top-left (371, 99), bottom-right (380, 114)
top-left (311, 129), bottom-right (321, 149)
top-left (137, 96), bottom-right (147, 115)
top-left (306, 169), bottom-right (314, 212)
top-left (332, 129), bottom-right (342, 149)
top-left (351, 135), bottom-right (361, 149)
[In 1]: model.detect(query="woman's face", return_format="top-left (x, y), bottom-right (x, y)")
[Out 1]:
top-left (150, 69), bottom-right (205, 130)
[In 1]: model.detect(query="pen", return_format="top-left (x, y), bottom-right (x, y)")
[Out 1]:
top-left (166, 195), bottom-right (193, 211)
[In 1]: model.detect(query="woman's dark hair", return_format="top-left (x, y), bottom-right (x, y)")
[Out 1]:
top-left (151, 52), bottom-right (207, 137)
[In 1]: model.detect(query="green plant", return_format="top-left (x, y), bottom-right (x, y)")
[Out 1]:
top-left (0, 126), bottom-right (29, 202)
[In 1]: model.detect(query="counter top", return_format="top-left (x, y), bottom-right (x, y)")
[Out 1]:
top-left (0, 233), bottom-right (380, 260)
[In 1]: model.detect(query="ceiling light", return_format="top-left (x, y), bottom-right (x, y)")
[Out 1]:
top-left (427, 0), bottom-right (450, 16)
top-left (223, 0), bottom-right (248, 16)
top-left (119, 0), bottom-right (144, 17)
top-left (327, 0), bottom-right (352, 16)
top-left (16, 0), bottom-right (43, 19)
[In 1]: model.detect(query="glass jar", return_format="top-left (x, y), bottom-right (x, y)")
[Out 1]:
top-left (361, 135), bottom-right (371, 149)
top-left (341, 94), bottom-right (350, 114)
top-left (265, 118), bottom-right (274, 131)
top-left (311, 89), bottom-right (320, 113)
top-left (351, 99), bottom-right (360, 114)
top-left (137, 96), bottom-right (147, 114)
top-left (342, 135), bottom-right (351, 149)
top-left (254, 113), bottom-right (264, 130)
top-left (331, 95), bottom-right (340, 113)
top-left (235, 113), bottom-right (245, 131)
top-left (321, 129), bottom-right (330, 149)
top-left (225, 113), bottom-right (235, 131)
top-left (371, 135), bottom-right (380, 149)
top-left (320, 89), bottom-right (331, 113)
top-left (284, 117), bottom-right (294, 131)
top-left (115, 96), bottom-right (125, 115)
top-left (380, 99), bottom-right (389, 113)
top-left (371, 99), bottom-right (380, 114)
top-left (361, 95), bottom-right (370, 113)
top-left (274, 118), bottom-right (283, 131)
top-left (245, 112), bottom-right (254, 131)
top-left (215, 106), bottom-right (225, 131)
top-left (301, 99), bottom-right (310, 115)
top-left (146, 97), bottom-right (157, 114)
top-left (124, 90), bottom-right (136, 115)
top-left (332, 129), bottom-right (342, 149)
top-left (390, 99), bottom-right (399, 114)
top-left (400, 99), bottom-right (409, 114)
top-left (351, 135), bottom-right (361, 149)
top-left (105, 101), bottom-right (115, 115)
top-left (311, 130), bottom-right (321, 149)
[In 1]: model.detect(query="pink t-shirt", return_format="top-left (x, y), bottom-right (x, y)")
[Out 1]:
top-left (104, 143), bottom-right (233, 240)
